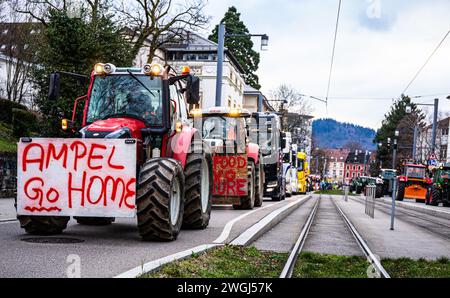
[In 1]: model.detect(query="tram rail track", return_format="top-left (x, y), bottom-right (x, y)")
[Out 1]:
top-left (280, 195), bottom-right (390, 278)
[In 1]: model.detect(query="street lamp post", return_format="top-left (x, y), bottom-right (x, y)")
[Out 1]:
top-left (215, 23), bottom-right (269, 107)
top-left (390, 130), bottom-right (399, 231)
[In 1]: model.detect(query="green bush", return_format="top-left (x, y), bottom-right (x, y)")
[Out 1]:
top-left (12, 108), bottom-right (38, 138)
top-left (0, 99), bottom-right (27, 124)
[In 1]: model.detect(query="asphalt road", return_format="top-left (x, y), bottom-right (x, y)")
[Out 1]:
top-left (0, 197), bottom-right (299, 278)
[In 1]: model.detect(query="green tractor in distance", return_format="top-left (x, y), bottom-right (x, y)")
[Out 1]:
top-left (380, 169), bottom-right (397, 196)
top-left (350, 176), bottom-right (383, 198)
top-left (362, 177), bottom-right (384, 198)
top-left (427, 164), bottom-right (450, 207)
top-left (350, 177), bottom-right (363, 194)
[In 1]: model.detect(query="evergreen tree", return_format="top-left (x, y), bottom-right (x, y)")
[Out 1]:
top-left (31, 9), bottom-right (133, 137)
top-left (374, 95), bottom-right (425, 169)
top-left (209, 7), bottom-right (261, 90)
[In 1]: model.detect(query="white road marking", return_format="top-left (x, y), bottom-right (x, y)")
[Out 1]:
top-left (114, 244), bottom-right (221, 278)
top-left (230, 195), bottom-right (312, 246)
top-left (213, 201), bottom-right (283, 244)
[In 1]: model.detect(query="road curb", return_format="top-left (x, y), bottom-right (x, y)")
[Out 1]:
top-left (377, 197), bottom-right (450, 220)
top-left (0, 218), bottom-right (17, 223)
top-left (230, 195), bottom-right (312, 246)
top-left (114, 244), bottom-right (221, 278)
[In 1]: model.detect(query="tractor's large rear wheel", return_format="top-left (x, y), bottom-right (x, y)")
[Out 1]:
top-left (431, 187), bottom-right (441, 206)
top-left (18, 216), bottom-right (70, 235)
top-left (137, 158), bottom-right (184, 241)
top-left (234, 161), bottom-right (256, 210)
top-left (397, 182), bottom-right (405, 201)
top-left (254, 162), bottom-right (264, 207)
top-left (74, 217), bottom-right (115, 226)
top-left (182, 148), bottom-right (212, 230)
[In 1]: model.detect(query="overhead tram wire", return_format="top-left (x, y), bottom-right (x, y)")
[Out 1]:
top-left (401, 28), bottom-right (450, 95)
top-left (325, 0), bottom-right (342, 114)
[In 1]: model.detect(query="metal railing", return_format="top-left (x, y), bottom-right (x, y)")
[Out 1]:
top-left (365, 186), bottom-right (376, 218)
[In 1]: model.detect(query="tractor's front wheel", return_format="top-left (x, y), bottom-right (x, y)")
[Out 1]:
top-left (18, 216), bottom-right (70, 235)
top-left (397, 182), bottom-right (405, 201)
top-left (137, 158), bottom-right (184, 241)
top-left (182, 148), bottom-right (213, 230)
top-left (254, 162), bottom-right (264, 207)
top-left (234, 161), bottom-right (256, 210)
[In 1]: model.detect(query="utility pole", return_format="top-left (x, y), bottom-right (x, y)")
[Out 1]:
top-left (390, 131), bottom-right (399, 231)
top-left (431, 98), bottom-right (439, 154)
top-left (215, 23), bottom-right (225, 107)
top-left (412, 126), bottom-right (418, 162)
top-left (215, 24), bottom-right (269, 108)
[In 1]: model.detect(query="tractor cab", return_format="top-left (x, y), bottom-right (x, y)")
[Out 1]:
top-left (191, 107), bottom-right (262, 209)
top-left (427, 164), bottom-right (450, 207)
top-left (249, 112), bottom-right (286, 201)
top-left (397, 164), bottom-right (432, 202)
top-left (193, 107), bottom-right (251, 154)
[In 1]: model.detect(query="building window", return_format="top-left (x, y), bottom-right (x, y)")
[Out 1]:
top-left (197, 54), bottom-right (209, 61)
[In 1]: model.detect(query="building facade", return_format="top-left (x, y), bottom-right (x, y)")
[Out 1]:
top-left (323, 149), bottom-right (350, 183)
top-left (136, 31), bottom-right (246, 110)
top-left (243, 84), bottom-right (275, 113)
top-left (344, 150), bottom-right (372, 183)
top-left (416, 117), bottom-right (450, 164)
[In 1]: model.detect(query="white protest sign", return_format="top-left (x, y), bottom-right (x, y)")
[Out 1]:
top-left (17, 138), bottom-right (137, 218)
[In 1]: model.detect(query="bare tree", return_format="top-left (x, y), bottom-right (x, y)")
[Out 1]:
top-left (269, 85), bottom-right (313, 140)
top-left (15, 0), bottom-right (108, 24)
top-left (0, 2), bottom-right (39, 105)
top-left (343, 141), bottom-right (363, 152)
top-left (269, 84), bottom-right (313, 115)
top-left (115, 0), bottom-right (210, 63)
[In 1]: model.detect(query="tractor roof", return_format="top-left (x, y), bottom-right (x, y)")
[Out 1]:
top-left (192, 107), bottom-right (252, 118)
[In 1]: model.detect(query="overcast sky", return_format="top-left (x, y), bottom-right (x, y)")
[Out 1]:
top-left (200, 0), bottom-right (450, 130)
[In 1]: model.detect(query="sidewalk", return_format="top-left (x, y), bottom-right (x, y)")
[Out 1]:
top-left (335, 197), bottom-right (450, 260)
top-left (0, 198), bottom-right (16, 221)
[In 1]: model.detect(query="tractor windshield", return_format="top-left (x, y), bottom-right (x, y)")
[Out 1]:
top-left (405, 167), bottom-right (426, 179)
top-left (203, 117), bottom-right (246, 141)
top-left (87, 75), bottom-right (163, 125)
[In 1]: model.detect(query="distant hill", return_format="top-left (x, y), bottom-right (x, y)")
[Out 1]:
top-left (312, 119), bottom-right (376, 150)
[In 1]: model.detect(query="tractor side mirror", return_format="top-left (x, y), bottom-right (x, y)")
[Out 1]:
top-left (186, 76), bottom-right (200, 105)
top-left (48, 73), bottom-right (61, 101)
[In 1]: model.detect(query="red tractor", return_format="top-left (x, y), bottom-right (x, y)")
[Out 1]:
top-left (16, 63), bottom-right (212, 241)
top-left (397, 163), bottom-right (432, 203)
top-left (191, 107), bottom-right (262, 209)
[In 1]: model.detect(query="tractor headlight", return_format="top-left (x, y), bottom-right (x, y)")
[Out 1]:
top-left (104, 63), bottom-right (116, 74)
top-left (144, 63), bottom-right (163, 76)
top-left (94, 63), bottom-right (106, 75)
